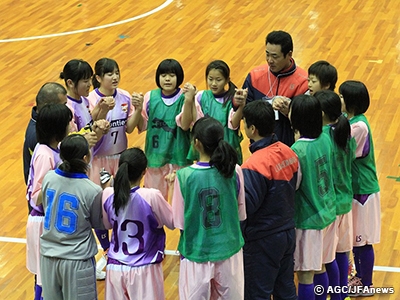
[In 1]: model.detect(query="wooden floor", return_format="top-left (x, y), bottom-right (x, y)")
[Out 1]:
top-left (1, 0), bottom-right (400, 299)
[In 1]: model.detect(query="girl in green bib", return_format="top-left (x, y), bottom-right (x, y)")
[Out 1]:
top-left (189, 60), bottom-right (246, 164)
top-left (172, 117), bottom-right (246, 300)
top-left (289, 94), bottom-right (336, 300)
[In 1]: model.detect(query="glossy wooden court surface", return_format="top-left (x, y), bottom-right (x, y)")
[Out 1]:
top-left (1, 0), bottom-right (400, 299)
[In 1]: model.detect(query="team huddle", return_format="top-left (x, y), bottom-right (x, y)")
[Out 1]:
top-left (23, 30), bottom-right (380, 300)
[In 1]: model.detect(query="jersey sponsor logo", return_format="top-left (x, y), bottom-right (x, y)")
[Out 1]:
top-left (109, 118), bottom-right (127, 128)
top-left (151, 118), bottom-right (177, 138)
top-left (121, 103), bottom-right (128, 112)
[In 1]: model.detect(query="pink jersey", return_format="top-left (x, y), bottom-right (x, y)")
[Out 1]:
top-left (102, 186), bottom-right (173, 267)
top-left (26, 144), bottom-right (61, 214)
top-left (66, 95), bottom-right (92, 131)
top-left (88, 88), bottom-right (134, 156)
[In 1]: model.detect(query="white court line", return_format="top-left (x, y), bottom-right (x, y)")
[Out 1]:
top-left (0, 0), bottom-right (173, 43)
top-left (1, 236), bottom-right (399, 267)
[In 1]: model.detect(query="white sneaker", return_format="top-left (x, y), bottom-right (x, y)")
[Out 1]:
top-left (96, 269), bottom-right (106, 280)
top-left (96, 255), bottom-right (107, 271)
top-left (96, 254), bottom-right (107, 281)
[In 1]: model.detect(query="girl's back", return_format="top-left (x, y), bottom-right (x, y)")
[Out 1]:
top-left (103, 186), bottom-right (172, 267)
top-left (40, 168), bottom-right (103, 259)
top-left (175, 164), bottom-right (244, 262)
top-left (291, 133), bottom-right (336, 230)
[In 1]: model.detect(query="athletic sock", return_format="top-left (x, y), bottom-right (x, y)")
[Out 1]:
top-left (336, 252), bottom-right (349, 299)
top-left (354, 244), bottom-right (374, 286)
top-left (34, 284), bottom-right (42, 300)
top-left (314, 272), bottom-right (328, 300)
top-left (298, 283), bottom-right (315, 300)
top-left (326, 259), bottom-right (341, 300)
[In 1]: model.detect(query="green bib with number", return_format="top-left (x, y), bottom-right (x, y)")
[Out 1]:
top-left (145, 89), bottom-right (192, 167)
top-left (177, 166), bottom-right (244, 262)
top-left (291, 134), bottom-right (336, 230)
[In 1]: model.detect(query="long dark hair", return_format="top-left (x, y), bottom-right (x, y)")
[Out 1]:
top-left (59, 134), bottom-right (90, 173)
top-left (113, 148), bottom-right (147, 216)
top-left (314, 90), bottom-right (351, 152)
top-left (192, 117), bottom-right (237, 178)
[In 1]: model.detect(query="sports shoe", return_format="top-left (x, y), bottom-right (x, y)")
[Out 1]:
top-left (95, 252), bottom-right (108, 281)
top-left (348, 276), bottom-right (374, 297)
top-left (96, 253), bottom-right (107, 270)
top-left (96, 269), bottom-right (106, 280)
top-left (348, 285), bottom-right (374, 297)
top-left (99, 168), bottom-right (111, 185)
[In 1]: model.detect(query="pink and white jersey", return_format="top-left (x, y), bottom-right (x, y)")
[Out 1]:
top-left (66, 95), bottom-right (92, 131)
top-left (26, 144), bottom-right (61, 214)
top-left (88, 88), bottom-right (134, 156)
top-left (102, 186), bottom-right (173, 267)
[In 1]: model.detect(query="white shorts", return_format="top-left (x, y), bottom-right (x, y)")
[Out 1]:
top-left (105, 263), bottom-right (164, 300)
top-left (322, 222), bottom-right (338, 264)
top-left (26, 215), bottom-right (44, 285)
top-left (336, 212), bottom-right (353, 252)
top-left (179, 249), bottom-right (244, 300)
top-left (294, 229), bottom-right (323, 271)
top-left (352, 192), bottom-right (381, 246)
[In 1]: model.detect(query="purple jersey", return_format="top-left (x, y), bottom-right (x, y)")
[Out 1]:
top-left (26, 144), bottom-right (61, 214)
top-left (103, 187), bottom-right (173, 267)
top-left (88, 88), bottom-right (133, 156)
top-left (66, 95), bottom-right (92, 130)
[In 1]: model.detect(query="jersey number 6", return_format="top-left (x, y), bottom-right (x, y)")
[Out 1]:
top-left (43, 189), bottom-right (79, 234)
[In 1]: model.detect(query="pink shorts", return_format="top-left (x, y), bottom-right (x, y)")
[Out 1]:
top-left (179, 249), bottom-right (244, 300)
top-left (294, 229), bottom-right (323, 271)
top-left (89, 154), bottom-right (120, 185)
top-left (352, 192), bottom-right (381, 246)
top-left (144, 164), bottom-right (182, 201)
top-left (336, 212), bottom-right (353, 252)
top-left (26, 215), bottom-right (44, 285)
top-left (322, 222), bottom-right (338, 264)
top-left (105, 263), bottom-right (164, 300)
